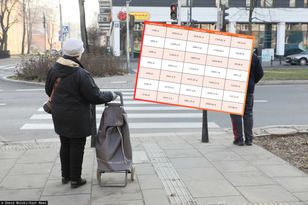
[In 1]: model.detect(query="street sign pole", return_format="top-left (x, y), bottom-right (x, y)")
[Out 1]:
top-left (59, 0), bottom-right (64, 50)
top-left (126, 0), bottom-right (131, 73)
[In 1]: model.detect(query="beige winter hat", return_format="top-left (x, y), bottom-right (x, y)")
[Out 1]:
top-left (62, 39), bottom-right (85, 57)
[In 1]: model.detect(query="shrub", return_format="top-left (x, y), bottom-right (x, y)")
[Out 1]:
top-left (15, 51), bottom-right (126, 82)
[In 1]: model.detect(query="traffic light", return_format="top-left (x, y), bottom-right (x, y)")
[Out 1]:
top-left (170, 3), bottom-right (177, 20)
top-left (221, 4), bottom-right (229, 32)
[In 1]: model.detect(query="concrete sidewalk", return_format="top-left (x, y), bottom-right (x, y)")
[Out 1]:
top-left (0, 126), bottom-right (307, 205)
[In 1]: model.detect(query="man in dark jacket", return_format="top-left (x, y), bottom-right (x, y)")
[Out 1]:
top-left (230, 53), bottom-right (264, 146)
top-left (45, 39), bottom-right (117, 188)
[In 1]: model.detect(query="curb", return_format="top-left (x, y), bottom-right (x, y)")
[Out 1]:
top-left (1, 75), bottom-right (44, 86)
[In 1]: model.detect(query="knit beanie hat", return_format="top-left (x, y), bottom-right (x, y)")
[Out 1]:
top-left (62, 39), bottom-right (85, 57)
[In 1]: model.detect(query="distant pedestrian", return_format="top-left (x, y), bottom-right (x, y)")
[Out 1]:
top-left (45, 39), bottom-right (117, 188)
top-left (231, 53), bottom-right (264, 146)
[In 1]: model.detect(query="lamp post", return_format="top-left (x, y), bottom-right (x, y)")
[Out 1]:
top-left (59, 0), bottom-right (64, 51)
top-left (126, 0), bottom-right (132, 73)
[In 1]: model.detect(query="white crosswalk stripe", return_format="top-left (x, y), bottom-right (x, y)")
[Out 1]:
top-left (0, 65), bottom-right (17, 70)
top-left (21, 89), bottom-right (220, 134)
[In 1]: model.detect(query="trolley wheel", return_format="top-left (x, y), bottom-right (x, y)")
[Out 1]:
top-left (97, 170), bottom-right (101, 185)
top-left (130, 166), bottom-right (135, 181)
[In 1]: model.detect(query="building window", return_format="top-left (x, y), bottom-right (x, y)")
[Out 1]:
top-left (290, 0), bottom-right (296, 7)
top-left (216, 0), bottom-right (229, 6)
top-left (260, 0), bottom-right (273, 7)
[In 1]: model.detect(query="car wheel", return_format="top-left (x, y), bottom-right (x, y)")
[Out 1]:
top-left (299, 58), bottom-right (307, 66)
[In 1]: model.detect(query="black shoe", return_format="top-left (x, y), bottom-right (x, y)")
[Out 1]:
top-left (245, 140), bottom-right (253, 146)
top-left (71, 178), bottom-right (87, 188)
top-left (62, 177), bottom-right (70, 184)
top-left (233, 139), bottom-right (244, 146)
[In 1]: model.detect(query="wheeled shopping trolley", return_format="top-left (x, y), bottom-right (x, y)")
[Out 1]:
top-left (95, 92), bottom-right (135, 187)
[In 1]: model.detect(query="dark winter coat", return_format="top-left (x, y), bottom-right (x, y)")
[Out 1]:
top-left (247, 53), bottom-right (264, 93)
top-left (45, 56), bottom-right (113, 138)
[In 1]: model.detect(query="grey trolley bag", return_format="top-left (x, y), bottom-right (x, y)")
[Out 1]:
top-left (95, 92), bottom-right (135, 187)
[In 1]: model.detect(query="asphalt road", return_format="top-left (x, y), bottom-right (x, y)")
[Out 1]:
top-left (1, 58), bottom-right (308, 142)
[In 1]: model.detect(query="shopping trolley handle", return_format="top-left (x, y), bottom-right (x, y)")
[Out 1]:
top-left (114, 91), bottom-right (123, 106)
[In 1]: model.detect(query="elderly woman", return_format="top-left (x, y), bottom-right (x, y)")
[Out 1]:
top-left (45, 39), bottom-right (117, 188)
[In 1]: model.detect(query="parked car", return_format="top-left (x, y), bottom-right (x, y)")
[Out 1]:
top-left (285, 50), bottom-right (308, 66)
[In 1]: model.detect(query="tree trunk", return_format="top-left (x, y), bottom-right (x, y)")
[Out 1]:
top-left (78, 0), bottom-right (89, 53)
top-left (248, 0), bottom-right (255, 35)
top-left (27, 0), bottom-right (31, 54)
top-left (3, 32), bottom-right (8, 50)
top-left (21, 0), bottom-right (26, 55)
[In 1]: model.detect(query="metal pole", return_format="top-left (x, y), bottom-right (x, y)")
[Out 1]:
top-left (126, 0), bottom-right (131, 73)
top-left (59, 0), bottom-right (64, 51)
top-left (189, 0), bottom-right (192, 25)
top-left (43, 13), bottom-right (47, 54)
top-left (202, 110), bottom-right (209, 143)
top-left (178, 0), bottom-right (181, 25)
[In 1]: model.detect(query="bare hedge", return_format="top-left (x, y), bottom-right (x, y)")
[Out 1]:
top-left (15, 52), bottom-right (126, 82)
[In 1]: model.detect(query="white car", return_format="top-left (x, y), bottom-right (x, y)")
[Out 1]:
top-left (285, 50), bottom-right (308, 66)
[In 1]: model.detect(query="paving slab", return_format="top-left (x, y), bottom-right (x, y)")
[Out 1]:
top-left (0, 151), bottom-right (24, 159)
top-left (134, 164), bottom-right (156, 175)
top-left (169, 157), bottom-right (213, 169)
top-left (222, 171), bottom-right (277, 186)
top-left (164, 149), bottom-right (203, 158)
top-left (237, 185), bottom-right (300, 202)
top-left (204, 151), bottom-right (242, 161)
top-left (0, 174), bottom-right (49, 189)
top-left (212, 161), bottom-right (259, 173)
top-left (195, 195), bottom-right (249, 204)
top-left (185, 180), bottom-right (240, 198)
top-left (293, 192), bottom-right (308, 201)
top-left (8, 162), bottom-right (53, 175)
top-left (176, 167), bottom-right (224, 181)
top-left (257, 164), bottom-right (307, 177)
top-left (137, 174), bottom-right (164, 190)
top-left (41, 194), bottom-right (91, 205)
top-left (0, 188), bottom-right (42, 200)
top-left (273, 177), bottom-right (308, 192)
top-left (142, 189), bottom-right (170, 205)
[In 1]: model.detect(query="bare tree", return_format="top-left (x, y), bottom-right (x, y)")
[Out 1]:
top-left (248, 0), bottom-right (256, 35)
top-left (21, 0), bottom-right (26, 54)
top-left (78, 0), bottom-right (89, 53)
top-left (0, 0), bottom-right (20, 51)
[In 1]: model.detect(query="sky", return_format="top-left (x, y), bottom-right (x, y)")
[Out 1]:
top-left (60, 0), bottom-right (99, 26)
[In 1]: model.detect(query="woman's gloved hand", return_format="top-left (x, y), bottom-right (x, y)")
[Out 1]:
top-left (111, 91), bottom-right (118, 101)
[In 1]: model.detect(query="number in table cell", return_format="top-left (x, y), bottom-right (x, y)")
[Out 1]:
top-left (135, 89), bottom-right (158, 101)
top-left (138, 67), bottom-right (161, 80)
top-left (223, 91), bottom-right (245, 103)
top-left (206, 55), bottom-right (228, 68)
top-left (204, 66), bottom-right (227, 79)
top-left (186, 41), bottom-right (208, 54)
top-left (229, 47), bottom-right (251, 60)
top-left (183, 63), bottom-right (205, 76)
top-left (188, 30), bottom-right (209, 43)
top-left (140, 57), bottom-right (162, 70)
top-left (231, 37), bottom-right (253, 50)
top-left (224, 80), bottom-right (247, 92)
top-left (142, 46), bottom-right (164, 59)
top-left (166, 27), bottom-right (188, 40)
top-left (145, 24), bottom-right (167, 37)
top-left (185, 52), bottom-right (207, 65)
top-left (200, 98), bottom-right (222, 111)
top-left (158, 81), bottom-right (181, 94)
top-left (161, 59), bottom-right (184, 72)
top-left (222, 101), bottom-right (244, 115)
top-left (178, 95), bottom-right (200, 107)
top-left (207, 45), bottom-right (230, 57)
top-left (164, 38), bottom-right (187, 51)
top-left (137, 78), bottom-right (159, 91)
top-left (209, 34), bottom-right (231, 46)
top-left (163, 49), bottom-right (185, 62)
top-left (157, 92), bottom-right (179, 104)
top-left (181, 73), bottom-right (203, 86)
top-left (180, 84), bottom-right (202, 97)
top-left (203, 76), bottom-right (225, 89)
top-left (226, 69), bottom-right (248, 82)
top-left (201, 87), bottom-right (223, 100)
top-left (228, 58), bottom-right (250, 71)
top-left (159, 70), bottom-right (182, 84)
top-left (143, 35), bottom-right (165, 48)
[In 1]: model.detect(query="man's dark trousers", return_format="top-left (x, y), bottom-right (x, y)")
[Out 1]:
top-left (230, 93), bottom-right (254, 143)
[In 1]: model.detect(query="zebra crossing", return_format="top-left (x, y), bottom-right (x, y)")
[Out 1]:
top-left (0, 64), bottom-right (17, 71)
top-left (20, 89), bottom-right (220, 135)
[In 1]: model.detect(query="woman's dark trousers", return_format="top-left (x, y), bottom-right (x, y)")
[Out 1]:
top-left (59, 136), bottom-right (86, 181)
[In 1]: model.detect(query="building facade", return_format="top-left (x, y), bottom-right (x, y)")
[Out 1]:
top-left (108, 0), bottom-right (308, 58)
